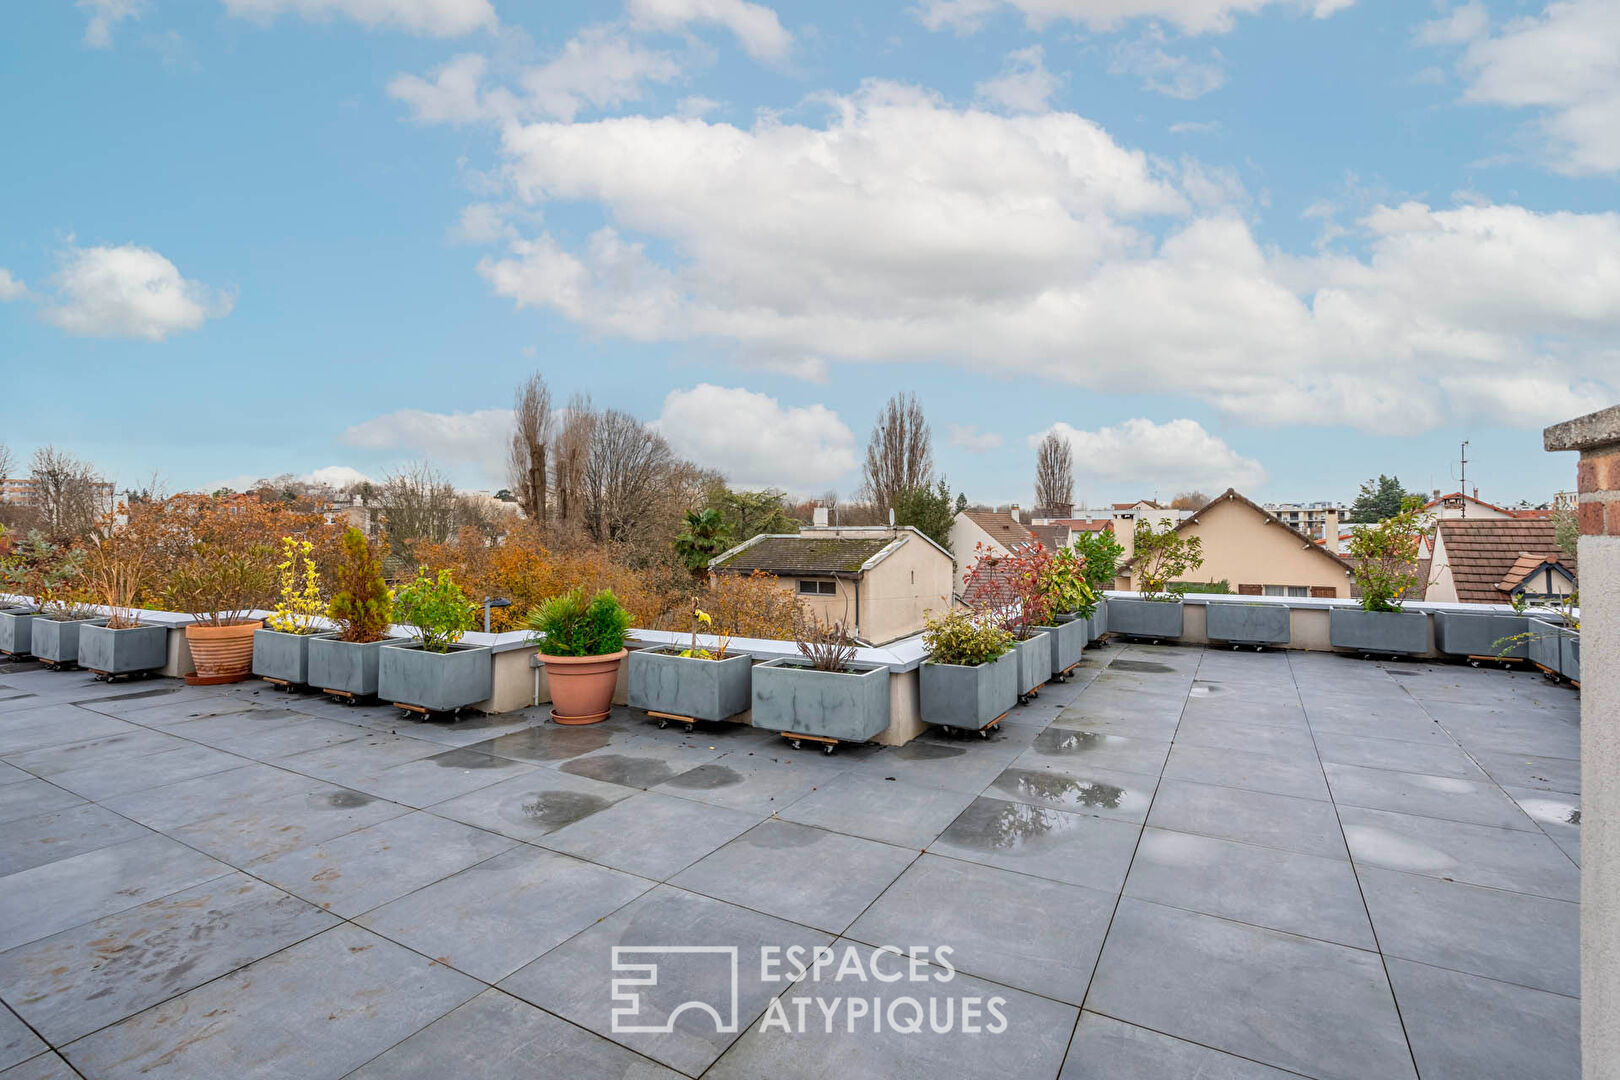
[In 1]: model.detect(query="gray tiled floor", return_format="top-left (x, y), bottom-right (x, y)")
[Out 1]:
top-left (0, 645), bottom-right (1581, 1078)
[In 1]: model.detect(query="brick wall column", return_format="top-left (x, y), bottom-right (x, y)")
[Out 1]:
top-left (1545, 404), bottom-right (1620, 1080)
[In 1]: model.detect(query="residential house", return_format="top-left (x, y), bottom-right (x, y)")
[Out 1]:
top-left (708, 525), bottom-right (953, 645)
top-left (1262, 501), bottom-right (1346, 542)
top-left (1115, 489), bottom-right (1355, 598)
top-left (1426, 519), bottom-right (1576, 606)
top-left (949, 508), bottom-right (1038, 597)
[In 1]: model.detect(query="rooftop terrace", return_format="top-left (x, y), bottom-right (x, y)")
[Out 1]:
top-left (0, 643), bottom-right (1581, 1080)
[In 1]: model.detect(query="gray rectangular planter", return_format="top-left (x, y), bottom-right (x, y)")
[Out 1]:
top-left (308, 635), bottom-right (399, 698)
top-left (1014, 631), bottom-right (1051, 698)
top-left (1559, 629), bottom-right (1580, 683)
top-left (1084, 599), bottom-right (1107, 642)
top-left (377, 642), bottom-right (493, 715)
top-left (78, 623), bottom-right (169, 676)
top-left (1432, 612), bottom-right (1528, 659)
top-left (1107, 598), bottom-right (1184, 640)
top-left (1032, 618), bottom-right (1086, 678)
top-left (751, 658), bottom-right (890, 744)
top-left (252, 628), bottom-right (336, 686)
top-left (1329, 608), bottom-right (1428, 655)
top-left (920, 650), bottom-right (1016, 733)
top-left (1206, 602), bottom-right (1291, 646)
top-left (1527, 619), bottom-right (1563, 672)
top-left (628, 646), bottom-right (753, 723)
top-left (32, 616), bottom-right (106, 667)
top-left (0, 608), bottom-right (38, 656)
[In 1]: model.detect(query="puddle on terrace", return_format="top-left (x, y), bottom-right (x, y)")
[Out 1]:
top-left (662, 763), bottom-right (743, 790)
top-left (990, 768), bottom-right (1138, 815)
top-left (742, 822), bottom-right (824, 849)
top-left (940, 797), bottom-right (1083, 851)
top-left (1031, 729), bottom-right (1125, 756)
top-left (326, 790), bottom-right (375, 809)
top-left (519, 790), bottom-right (614, 830)
top-left (1109, 660), bottom-right (1175, 674)
top-left (487, 726), bottom-right (613, 761)
top-left (561, 754), bottom-right (679, 788)
top-left (1189, 682), bottom-right (1222, 696)
top-left (1515, 795), bottom-right (1581, 827)
top-left (430, 749), bottom-right (511, 770)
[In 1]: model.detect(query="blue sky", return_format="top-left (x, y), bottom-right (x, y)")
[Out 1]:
top-left (2, 0), bottom-right (1615, 508)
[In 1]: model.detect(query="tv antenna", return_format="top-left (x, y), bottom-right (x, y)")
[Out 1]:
top-left (1458, 440), bottom-right (1469, 517)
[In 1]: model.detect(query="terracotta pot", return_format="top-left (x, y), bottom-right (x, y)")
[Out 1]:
top-left (186, 619), bottom-right (264, 682)
top-left (540, 649), bottom-right (627, 724)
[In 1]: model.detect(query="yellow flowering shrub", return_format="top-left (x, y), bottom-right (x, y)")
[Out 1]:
top-left (267, 537), bottom-right (326, 634)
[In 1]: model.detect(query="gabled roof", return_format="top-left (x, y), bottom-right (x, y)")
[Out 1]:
top-left (1435, 518), bottom-right (1575, 604)
top-left (1111, 500), bottom-right (1162, 511)
top-left (1027, 524), bottom-right (1070, 552)
top-left (958, 509), bottom-right (1034, 546)
top-left (1119, 488), bottom-right (1354, 575)
top-left (1496, 552), bottom-right (1575, 593)
top-left (1422, 491), bottom-right (1515, 516)
top-left (1054, 518), bottom-right (1112, 532)
top-left (711, 534), bottom-right (895, 575)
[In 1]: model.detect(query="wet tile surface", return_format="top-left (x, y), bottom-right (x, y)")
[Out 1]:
top-left (0, 644), bottom-right (1582, 1079)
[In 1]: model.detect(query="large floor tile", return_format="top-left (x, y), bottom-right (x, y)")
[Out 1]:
top-left (339, 747), bottom-right (538, 808)
top-left (272, 732), bottom-right (448, 786)
top-left (3, 730), bottom-right (188, 779)
top-left (776, 772), bottom-right (977, 849)
top-left (859, 735), bottom-right (1026, 795)
top-left (1086, 899), bottom-right (1415, 1080)
top-left (44, 743), bottom-right (248, 801)
top-left (1017, 728), bottom-right (1169, 776)
top-left (0, 1051), bottom-right (78, 1080)
top-left (1338, 805), bottom-right (1579, 899)
top-left (1059, 1011), bottom-right (1299, 1080)
top-left (345, 988), bottom-right (683, 1080)
top-left (99, 764), bottom-right (330, 831)
top-left (1146, 779), bottom-right (1347, 859)
top-left (500, 884), bottom-right (828, 1076)
top-left (847, 854), bottom-right (1113, 1004)
top-left (654, 754), bottom-right (843, 814)
top-left (427, 768), bottom-right (633, 841)
top-left (927, 796), bottom-right (1141, 893)
top-left (1162, 743), bottom-right (1328, 801)
top-left (356, 844), bottom-right (650, 982)
top-left (670, 820), bottom-right (915, 933)
top-left (61, 925), bottom-right (479, 1080)
top-left (0, 833), bottom-right (231, 952)
top-left (1171, 716), bottom-right (1318, 757)
top-left (0, 1008), bottom-right (45, 1073)
top-left (985, 763), bottom-right (1156, 823)
top-left (167, 785), bottom-right (410, 865)
top-left (1471, 750), bottom-right (1581, 793)
top-left (1311, 731), bottom-right (1483, 779)
top-left (0, 781), bottom-right (87, 826)
top-left (536, 791), bottom-right (760, 880)
top-left (1357, 866), bottom-right (1579, 996)
top-left (1386, 958), bottom-right (1578, 1080)
top-left (460, 720), bottom-right (619, 763)
top-left (1323, 762), bottom-right (1534, 830)
top-left (245, 811), bottom-right (516, 917)
top-left (1502, 785), bottom-right (1581, 861)
top-left (0, 707), bottom-right (135, 756)
top-left (1124, 828), bottom-right (1374, 949)
top-left (0, 873), bottom-right (338, 1045)
top-left (559, 742), bottom-right (727, 790)
top-left (0, 803), bottom-right (152, 876)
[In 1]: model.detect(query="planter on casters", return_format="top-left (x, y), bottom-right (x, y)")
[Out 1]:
top-left (308, 635), bottom-right (398, 702)
top-left (1013, 631), bottom-right (1051, 703)
top-left (1560, 630), bottom-right (1580, 684)
top-left (1206, 602), bottom-right (1290, 648)
top-left (378, 641), bottom-right (493, 719)
top-left (540, 649), bottom-right (629, 725)
top-left (752, 658), bottom-right (889, 753)
top-left (0, 607), bottom-right (39, 658)
top-left (920, 650), bottom-right (1016, 736)
top-left (1328, 608), bottom-right (1428, 657)
top-left (253, 628), bottom-right (336, 689)
top-left (627, 647), bottom-right (751, 731)
top-left (78, 623), bottom-right (168, 680)
top-left (32, 616), bottom-right (107, 670)
top-left (1084, 599), bottom-right (1108, 643)
top-left (1031, 617), bottom-right (1086, 681)
top-left (1106, 598), bottom-right (1184, 642)
top-left (1432, 611), bottom-right (1528, 662)
top-left (185, 620), bottom-right (263, 685)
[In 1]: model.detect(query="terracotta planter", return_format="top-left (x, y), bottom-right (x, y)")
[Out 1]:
top-left (185, 619), bottom-right (263, 682)
top-left (541, 649), bottom-right (628, 725)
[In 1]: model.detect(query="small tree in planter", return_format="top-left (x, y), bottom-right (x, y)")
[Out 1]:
top-left (1032, 548), bottom-right (1094, 679)
top-left (309, 528), bottom-right (395, 699)
top-left (379, 567), bottom-right (489, 717)
top-left (8, 535), bottom-right (99, 666)
top-left (162, 550), bottom-right (275, 683)
top-left (963, 544), bottom-right (1055, 700)
top-left (1334, 496), bottom-right (1429, 655)
top-left (253, 537), bottom-right (332, 687)
top-left (920, 611), bottom-right (1016, 735)
top-left (529, 587), bottom-right (633, 725)
top-left (1132, 520), bottom-right (1204, 601)
top-left (78, 524), bottom-right (167, 678)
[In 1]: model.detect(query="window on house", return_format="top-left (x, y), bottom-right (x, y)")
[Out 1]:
top-left (1262, 585), bottom-right (1311, 597)
top-left (798, 579), bottom-right (837, 595)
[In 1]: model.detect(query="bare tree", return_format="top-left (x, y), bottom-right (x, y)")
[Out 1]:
top-left (29, 446), bottom-right (104, 539)
top-left (508, 373), bottom-right (554, 526)
top-left (580, 409), bottom-right (677, 545)
top-left (1034, 432), bottom-right (1074, 511)
top-left (378, 461), bottom-right (459, 551)
top-left (1169, 491), bottom-right (1210, 510)
top-left (551, 393), bottom-right (594, 531)
top-left (0, 442), bottom-right (13, 484)
top-left (860, 392), bottom-right (934, 518)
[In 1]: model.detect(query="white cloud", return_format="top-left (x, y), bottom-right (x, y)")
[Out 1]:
top-left (305, 464), bottom-right (373, 487)
top-left (448, 202), bottom-right (513, 245)
top-left (463, 81), bottom-right (1615, 433)
top-left (949, 424), bottom-right (1005, 452)
top-left (1109, 36), bottom-right (1226, 99)
top-left (221, 0), bottom-right (495, 36)
top-left (976, 46), bottom-right (1060, 113)
top-left (0, 269), bottom-right (27, 302)
top-left (1435, 0), bottom-right (1620, 176)
top-left (653, 384), bottom-right (857, 489)
top-left (1416, 1), bottom-right (1486, 45)
top-left (341, 407), bottom-right (512, 484)
top-left (78, 0), bottom-right (143, 48)
top-left (1169, 119), bottom-right (1222, 134)
top-left (388, 53), bottom-right (492, 123)
top-left (41, 244), bottom-right (232, 341)
top-left (1036, 418), bottom-right (1266, 490)
top-left (628, 0), bottom-right (793, 63)
top-left (914, 0), bottom-right (1349, 36)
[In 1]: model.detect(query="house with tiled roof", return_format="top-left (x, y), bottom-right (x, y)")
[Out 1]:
top-left (1426, 518), bottom-right (1576, 606)
top-left (709, 525), bottom-right (952, 644)
top-left (949, 508), bottom-right (1040, 598)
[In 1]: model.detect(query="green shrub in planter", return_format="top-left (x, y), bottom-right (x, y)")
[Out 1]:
top-left (392, 567), bottom-right (475, 652)
top-left (920, 612), bottom-right (1017, 733)
top-left (922, 610), bottom-right (1011, 667)
top-left (527, 587), bottom-right (633, 657)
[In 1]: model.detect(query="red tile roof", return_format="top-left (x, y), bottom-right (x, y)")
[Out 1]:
top-left (1435, 519), bottom-right (1575, 604)
top-left (960, 509), bottom-right (1034, 546)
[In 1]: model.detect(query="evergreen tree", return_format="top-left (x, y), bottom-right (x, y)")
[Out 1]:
top-left (1348, 475), bottom-right (1409, 522)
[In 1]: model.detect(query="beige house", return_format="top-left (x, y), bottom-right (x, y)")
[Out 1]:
top-left (709, 525), bottom-right (953, 645)
top-left (1427, 519), bottom-right (1576, 605)
top-left (1115, 489), bottom-right (1355, 598)
top-left (948, 509), bottom-right (1038, 598)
